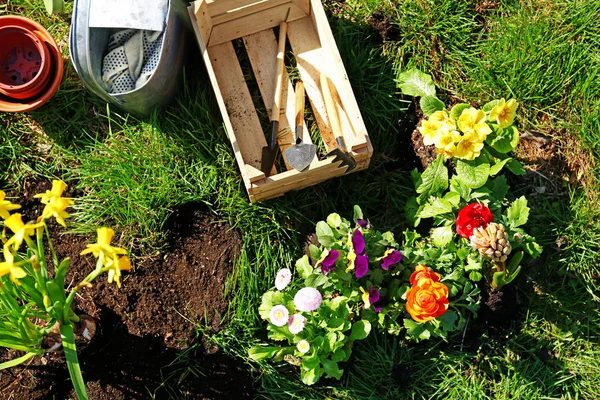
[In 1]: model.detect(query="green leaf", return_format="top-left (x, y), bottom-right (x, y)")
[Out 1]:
top-left (322, 359), bottom-right (344, 380)
top-left (404, 319), bottom-right (430, 340)
top-left (0, 352), bottom-right (38, 370)
top-left (327, 213), bottom-right (342, 229)
top-left (295, 255), bottom-right (313, 279)
top-left (60, 324), bottom-right (88, 400)
top-left (444, 191), bottom-right (461, 207)
top-left (450, 103), bottom-right (471, 120)
top-left (308, 245), bottom-right (321, 262)
top-left (506, 159), bottom-right (526, 175)
top-left (418, 198), bottom-right (453, 219)
top-left (420, 96), bottom-right (446, 116)
top-left (248, 345), bottom-right (282, 361)
top-left (469, 271), bottom-right (483, 281)
top-left (53, 258), bottom-right (71, 289)
top-left (353, 205), bottom-right (363, 222)
top-left (331, 349), bottom-right (346, 362)
top-left (438, 310), bottom-right (458, 332)
top-left (305, 273), bottom-right (328, 288)
top-left (450, 176), bottom-right (472, 201)
top-left (489, 175), bottom-right (510, 203)
top-left (524, 239), bottom-right (543, 258)
top-left (267, 325), bottom-right (294, 341)
top-left (316, 221), bottom-right (334, 243)
top-left (301, 366), bottom-right (321, 386)
top-left (489, 157), bottom-right (511, 176)
top-left (482, 99), bottom-right (501, 112)
top-left (503, 265), bottom-right (522, 285)
top-left (349, 320), bottom-right (371, 341)
top-left (44, 0), bottom-right (64, 14)
top-left (416, 155), bottom-right (448, 202)
top-left (507, 251), bottom-right (524, 273)
top-left (396, 68), bottom-right (436, 97)
top-left (455, 154), bottom-right (491, 189)
top-left (506, 196), bottom-right (529, 228)
top-left (486, 126), bottom-right (520, 153)
top-left (258, 291), bottom-right (285, 319)
top-left (431, 226), bottom-right (453, 247)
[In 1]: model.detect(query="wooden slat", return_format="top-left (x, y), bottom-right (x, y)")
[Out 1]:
top-left (193, 0), bottom-right (212, 45)
top-left (309, 0), bottom-right (370, 154)
top-left (209, 0), bottom-right (290, 25)
top-left (207, 41), bottom-right (276, 175)
top-left (243, 29), bottom-right (318, 171)
top-left (189, 3), bottom-right (265, 188)
top-left (208, 3), bottom-right (307, 46)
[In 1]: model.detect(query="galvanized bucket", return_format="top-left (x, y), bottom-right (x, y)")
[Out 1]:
top-left (69, 0), bottom-right (188, 116)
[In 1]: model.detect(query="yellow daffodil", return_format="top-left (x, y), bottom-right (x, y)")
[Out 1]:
top-left (458, 108), bottom-right (491, 141)
top-left (4, 213), bottom-right (43, 251)
top-left (34, 180), bottom-right (68, 204)
top-left (0, 246), bottom-right (26, 284)
top-left (453, 135), bottom-right (485, 160)
top-left (489, 98), bottom-right (517, 128)
top-left (0, 191), bottom-right (21, 220)
top-left (81, 227), bottom-right (129, 287)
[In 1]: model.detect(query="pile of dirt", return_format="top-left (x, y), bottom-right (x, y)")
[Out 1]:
top-left (0, 181), bottom-right (253, 399)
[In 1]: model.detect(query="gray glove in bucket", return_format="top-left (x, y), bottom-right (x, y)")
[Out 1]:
top-left (69, 0), bottom-right (188, 117)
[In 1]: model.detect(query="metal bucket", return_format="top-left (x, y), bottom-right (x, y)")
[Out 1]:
top-left (69, 0), bottom-right (188, 117)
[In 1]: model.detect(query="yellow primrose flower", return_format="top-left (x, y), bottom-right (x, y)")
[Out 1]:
top-left (430, 110), bottom-right (456, 127)
top-left (419, 111), bottom-right (456, 147)
top-left (4, 213), bottom-right (43, 251)
top-left (81, 227), bottom-right (129, 287)
top-left (34, 180), bottom-right (68, 204)
top-left (0, 246), bottom-right (27, 284)
top-left (453, 136), bottom-right (485, 160)
top-left (458, 108), bottom-right (491, 141)
top-left (418, 118), bottom-right (442, 146)
top-left (489, 98), bottom-right (518, 128)
top-left (0, 191), bottom-right (21, 220)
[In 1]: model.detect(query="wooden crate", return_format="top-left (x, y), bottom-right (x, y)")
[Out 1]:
top-left (188, 0), bottom-right (373, 202)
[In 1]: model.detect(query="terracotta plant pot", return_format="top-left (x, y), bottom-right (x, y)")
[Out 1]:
top-left (0, 15), bottom-right (63, 112)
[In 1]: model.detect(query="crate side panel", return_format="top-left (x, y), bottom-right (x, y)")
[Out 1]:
top-left (207, 42), bottom-right (273, 174)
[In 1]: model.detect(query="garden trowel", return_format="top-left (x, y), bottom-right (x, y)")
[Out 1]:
top-left (320, 73), bottom-right (357, 173)
top-left (261, 16), bottom-right (289, 176)
top-left (284, 81), bottom-right (316, 171)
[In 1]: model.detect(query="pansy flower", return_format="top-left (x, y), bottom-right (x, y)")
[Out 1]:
top-left (317, 249), bottom-right (339, 275)
top-left (347, 229), bottom-right (369, 278)
top-left (360, 286), bottom-right (384, 312)
top-left (379, 249), bottom-right (402, 270)
top-left (356, 219), bottom-right (369, 229)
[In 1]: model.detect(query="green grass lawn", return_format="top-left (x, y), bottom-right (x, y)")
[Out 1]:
top-left (2, 0), bottom-right (600, 398)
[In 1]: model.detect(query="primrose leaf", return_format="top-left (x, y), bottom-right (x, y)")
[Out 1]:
top-left (486, 126), bottom-right (520, 153)
top-left (349, 320), bottom-right (371, 341)
top-left (450, 175), bottom-right (472, 201)
top-left (444, 191), bottom-right (461, 207)
top-left (506, 196), bottom-right (529, 228)
top-left (327, 213), bottom-right (342, 229)
top-left (396, 68), bottom-right (436, 97)
top-left (450, 103), bottom-right (471, 120)
top-left (416, 155), bottom-right (449, 203)
top-left (418, 198), bottom-right (453, 219)
top-left (308, 245), bottom-right (321, 262)
top-left (455, 154), bottom-right (491, 189)
top-left (248, 345), bottom-right (281, 361)
top-left (296, 255), bottom-right (313, 279)
top-left (482, 99), bottom-right (501, 112)
top-left (322, 359), bottom-right (344, 380)
top-left (489, 157), bottom-right (511, 176)
top-left (316, 221), bottom-right (334, 246)
top-left (267, 324), bottom-right (293, 341)
top-left (420, 95), bottom-right (446, 116)
top-left (469, 271), bottom-right (483, 281)
top-left (431, 226), bottom-right (453, 247)
top-left (506, 159), bottom-right (526, 175)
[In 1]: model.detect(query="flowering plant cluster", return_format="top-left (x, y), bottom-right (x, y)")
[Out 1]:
top-left (0, 181), bottom-right (130, 400)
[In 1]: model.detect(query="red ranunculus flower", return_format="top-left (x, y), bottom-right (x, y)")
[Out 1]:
top-left (456, 203), bottom-right (494, 238)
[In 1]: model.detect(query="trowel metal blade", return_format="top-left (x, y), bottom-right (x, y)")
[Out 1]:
top-left (284, 143), bottom-right (316, 172)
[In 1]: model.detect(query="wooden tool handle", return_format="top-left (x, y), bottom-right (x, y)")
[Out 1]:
top-left (270, 21), bottom-right (288, 123)
top-left (294, 80), bottom-right (305, 139)
top-left (320, 73), bottom-right (343, 140)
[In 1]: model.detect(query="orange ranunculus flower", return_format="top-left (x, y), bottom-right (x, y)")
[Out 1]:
top-left (409, 265), bottom-right (441, 286)
top-left (406, 277), bottom-right (449, 323)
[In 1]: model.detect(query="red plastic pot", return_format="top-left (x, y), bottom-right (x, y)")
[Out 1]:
top-left (0, 16), bottom-right (63, 113)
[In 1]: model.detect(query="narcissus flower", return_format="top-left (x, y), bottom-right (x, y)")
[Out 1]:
top-left (269, 305), bottom-right (289, 327)
top-left (0, 191), bottom-right (21, 220)
top-left (0, 247), bottom-right (26, 284)
top-left (288, 314), bottom-right (307, 334)
top-left (80, 227), bottom-right (130, 287)
top-left (294, 287), bottom-right (322, 312)
top-left (409, 265), bottom-right (441, 286)
top-left (34, 180), bottom-right (68, 204)
top-left (34, 180), bottom-right (74, 227)
top-left (489, 98), bottom-right (518, 128)
top-left (3, 213), bottom-right (43, 251)
top-left (380, 249), bottom-right (402, 270)
top-left (456, 203), bottom-right (494, 239)
top-left (275, 268), bottom-right (292, 290)
top-left (319, 249), bottom-right (339, 275)
top-left (406, 275), bottom-right (449, 323)
top-left (297, 340), bottom-right (310, 354)
top-left (457, 108), bottom-right (491, 141)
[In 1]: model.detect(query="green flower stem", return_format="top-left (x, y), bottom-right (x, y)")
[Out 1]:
top-left (35, 225), bottom-right (49, 280)
top-left (63, 257), bottom-right (106, 324)
top-left (43, 224), bottom-right (59, 270)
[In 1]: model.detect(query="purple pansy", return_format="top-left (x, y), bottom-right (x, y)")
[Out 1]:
top-left (321, 250), bottom-right (339, 274)
top-left (357, 219), bottom-right (369, 229)
top-left (352, 229), bottom-right (366, 255)
top-left (381, 249), bottom-right (402, 270)
top-left (355, 255), bottom-right (369, 278)
top-left (368, 286), bottom-right (384, 312)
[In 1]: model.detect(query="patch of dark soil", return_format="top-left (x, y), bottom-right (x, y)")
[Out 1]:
top-left (366, 10), bottom-right (400, 42)
top-left (478, 282), bottom-right (521, 326)
top-left (0, 182), bottom-right (253, 399)
top-left (388, 98), bottom-right (424, 172)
